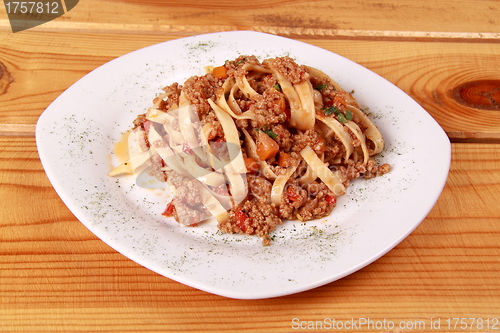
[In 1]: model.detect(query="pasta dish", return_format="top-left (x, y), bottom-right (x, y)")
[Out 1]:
top-left (109, 56), bottom-right (390, 245)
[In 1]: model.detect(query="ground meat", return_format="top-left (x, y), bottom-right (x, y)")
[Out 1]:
top-left (299, 182), bottom-right (335, 220)
top-left (225, 55), bottom-right (262, 78)
top-left (297, 196), bottom-right (334, 221)
top-left (132, 113), bottom-right (147, 129)
top-left (174, 179), bottom-right (202, 207)
top-left (148, 152), bottom-right (167, 182)
top-left (279, 181), bottom-right (334, 221)
top-left (218, 198), bottom-right (281, 246)
top-left (209, 140), bottom-right (230, 161)
top-left (278, 183), bottom-right (307, 219)
top-left (323, 142), bottom-right (342, 164)
top-left (171, 179), bottom-right (209, 226)
top-left (363, 159), bottom-right (391, 179)
top-left (309, 75), bottom-right (330, 91)
top-left (257, 74), bottom-right (279, 93)
top-left (167, 171), bottom-right (186, 188)
top-left (291, 129), bottom-right (326, 154)
top-left (235, 118), bottom-right (249, 129)
top-left (271, 123), bottom-right (293, 151)
top-left (154, 82), bottom-right (180, 111)
top-left (343, 158), bottom-right (390, 180)
top-left (162, 82), bottom-right (181, 95)
top-left (265, 56), bottom-right (309, 84)
top-left (249, 88), bottom-right (288, 128)
top-left (247, 174), bottom-right (273, 203)
top-left (201, 111), bottom-right (224, 141)
top-left (182, 74), bottom-right (223, 117)
top-left (172, 201), bottom-right (207, 226)
top-left (321, 89), bottom-right (353, 114)
top-left (133, 127), bottom-right (149, 152)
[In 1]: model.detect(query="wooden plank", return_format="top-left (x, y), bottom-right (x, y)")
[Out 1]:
top-left (0, 137), bottom-right (499, 331)
top-left (2, 0), bottom-right (500, 35)
top-left (1, 32), bottom-right (499, 140)
top-left (0, 124), bottom-right (36, 137)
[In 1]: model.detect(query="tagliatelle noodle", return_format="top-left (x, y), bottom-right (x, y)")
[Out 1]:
top-left (208, 98), bottom-right (250, 207)
top-left (191, 181), bottom-right (230, 224)
top-left (298, 163), bottom-right (318, 186)
top-left (126, 128), bottom-right (151, 171)
top-left (147, 125), bottom-right (190, 178)
top-left (147, 105), bottom-right (233, 223)
top-left (108, 127), bottom-right (151, 176)
top-left (207, 99), bottom-right (247, 174)
top-left (266, 59), bottom-right (306, 129)
top-left (146, 107), bottom-right (176, 124)
top-left (344, 120), bottom-right (369, 164)
top-left (346, 105), bottom-right (384, 155)
top-left (235, 75), bottom-right (258, 99)
top-left (216, 78), bottom-right (255, 120)
top-left (303, 66), bottom-right (345, 96)
top-left (315, 115), bottom-right (353, 163)
top-left (266, 59), bottom-right (315, 131)
top-left (271, 164), bottom-right (298, 205)
top-left (227, 82), bottom-right (243, 114)
top-left (292, 79), bottom-right (316, 130)
top-left (300, 146), bottom-right (346, 196)
top-left (183, 154), bottom-right (226, 187)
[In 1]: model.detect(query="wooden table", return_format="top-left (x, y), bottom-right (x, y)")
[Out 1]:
top-left (1, 1), bottom-right (500, 332)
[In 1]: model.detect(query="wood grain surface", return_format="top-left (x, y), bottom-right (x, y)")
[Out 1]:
top-left (1, 31), bottom-right (500, 140)
top-left (1, 0), bottom-right (500, 331)
top-left (1, 138), bottom-right (499, 331)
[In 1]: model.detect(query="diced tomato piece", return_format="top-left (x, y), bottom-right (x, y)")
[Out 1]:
top-left (284, 105), bottom-right (291, 120)
top-left (325, 195), bottom-right (337, 205)
top-left (235, 208), bottom-right (249, 233)
top-left (286, 186), bottom-right (301, 202)
top-left (162, 202), bottom-right (175, 217)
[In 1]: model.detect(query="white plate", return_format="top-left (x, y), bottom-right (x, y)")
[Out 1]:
top-left (36, 31), bottom-right (451, 299)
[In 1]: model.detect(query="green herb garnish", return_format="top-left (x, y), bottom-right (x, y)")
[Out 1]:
top-left (323, 105), bottom-right (338, 116)
top-left (262, 129), bottom-right (278, 139)
top-left (314, 83), bottom-right (328, 91)
top-left (337, 112), bottom-right (347, 123)
top-left (346, 109), bottom-right (353, 121)
top-left (323, 105), bottom-right (350, 123)
top-left (273, 83), bottom-right (282, 92)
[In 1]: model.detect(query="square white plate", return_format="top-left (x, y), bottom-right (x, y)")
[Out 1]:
top-left (36, 31), bottom-right (451, 299)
